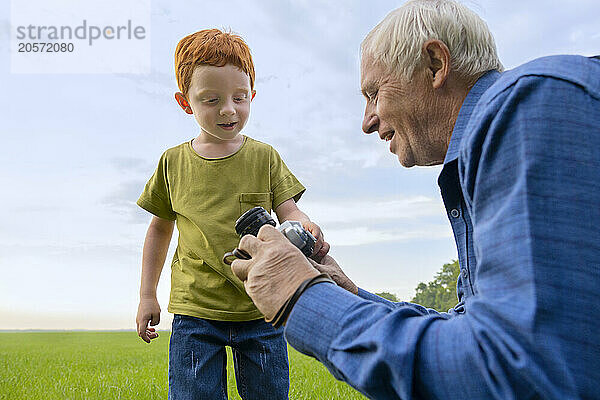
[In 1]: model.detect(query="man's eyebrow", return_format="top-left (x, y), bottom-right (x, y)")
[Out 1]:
top-left (361, 82), bottom-right (377, 97)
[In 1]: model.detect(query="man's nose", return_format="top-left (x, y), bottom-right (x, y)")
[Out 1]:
top-left (362, 103), bottom-right (379, 134)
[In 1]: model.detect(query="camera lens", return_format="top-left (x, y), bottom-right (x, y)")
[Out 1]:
top-left (235, 206), bottom-right (276, 237)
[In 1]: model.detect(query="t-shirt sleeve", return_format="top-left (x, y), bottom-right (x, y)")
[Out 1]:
top-left (136, 152), bottom-right (177, 221)
top-left (269, 146), bottom-right (306, 209)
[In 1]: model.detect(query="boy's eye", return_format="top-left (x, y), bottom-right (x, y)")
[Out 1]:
top-left (205, 98), bottom-right (218, 104)
top-left (234, 95), bottom-right (248, 102)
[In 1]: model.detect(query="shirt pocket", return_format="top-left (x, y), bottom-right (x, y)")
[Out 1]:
top-left (239, 192), bottom-right (272, 216)
top-left (171, 255), bottom-right (181, 270)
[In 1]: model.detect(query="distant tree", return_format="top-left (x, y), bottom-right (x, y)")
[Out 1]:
top-left (412, 260), bottom-right (460, 312)
top-left (375, 291), bottom-right (398, 302)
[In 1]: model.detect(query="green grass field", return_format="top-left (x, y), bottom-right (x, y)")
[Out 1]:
top-left (0, 331), bottom-right (366, 399)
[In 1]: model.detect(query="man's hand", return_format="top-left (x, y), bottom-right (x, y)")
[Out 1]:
top-left (308, 255), bottom-right (358, 295)
top-left (231, 225), bottom-right (320, 322)
top-left (302, 221), bottom-right (330, 262)
top-left (136, 297), bottom-right (161, 343)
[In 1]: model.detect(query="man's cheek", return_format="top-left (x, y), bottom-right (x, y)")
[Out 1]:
top-left (376, 101), bottom-right (392, 122)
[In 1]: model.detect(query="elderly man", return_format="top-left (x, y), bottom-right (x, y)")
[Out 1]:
top-left (231, 0), bottom-right (600, 398)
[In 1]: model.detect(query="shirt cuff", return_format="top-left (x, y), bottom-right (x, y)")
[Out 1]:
top-left (272, 181), bottom-right (306, 210)
top-left (284, 282), bottom-right (363, 362)
top-left (136, 197), bottom-right (176, 221)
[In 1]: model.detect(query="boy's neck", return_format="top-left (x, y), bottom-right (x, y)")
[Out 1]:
top-left (191, 133), bottom-right (244, 158)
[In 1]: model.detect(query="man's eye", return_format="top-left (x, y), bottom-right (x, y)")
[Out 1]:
top-left (234, 95), bottom-right (247, 102)
top-left (205, 98), bottom-right (218, 104)
top-left (369, 91), bottom-right (378, 102)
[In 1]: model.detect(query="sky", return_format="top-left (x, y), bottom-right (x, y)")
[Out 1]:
top-left (0, 0), bottom-right (598, 330)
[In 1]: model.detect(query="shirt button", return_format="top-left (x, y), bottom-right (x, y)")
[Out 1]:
top-left (461, 269), bottom-right (468, 278)
top-left (450, 208), bottom-right (460, 218)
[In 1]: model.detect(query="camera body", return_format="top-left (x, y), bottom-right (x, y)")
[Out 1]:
top-left (235, 206), bottom-right (316, 257)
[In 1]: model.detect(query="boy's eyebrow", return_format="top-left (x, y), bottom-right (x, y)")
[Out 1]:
top-left (194, 89), bottom-right (216, 97)
top-left (194, 88), bottom-right (250, 97)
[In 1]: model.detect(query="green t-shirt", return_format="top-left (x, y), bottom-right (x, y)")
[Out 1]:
top-left (137, 136), bottom-right (305, 321)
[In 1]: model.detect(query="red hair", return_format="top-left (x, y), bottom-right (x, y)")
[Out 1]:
top-left (175, 29), bottom-right (255, 97)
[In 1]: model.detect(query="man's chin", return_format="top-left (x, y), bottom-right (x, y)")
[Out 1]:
top-left (395, 151), bottom-right (416, 168)
top-left (396, 151), bottom-right (443, 168)
top-left (421, 159), bottom-right (444, 167)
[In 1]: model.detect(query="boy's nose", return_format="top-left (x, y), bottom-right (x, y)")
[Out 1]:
top-left (220, 100), bottom-right (236, 116)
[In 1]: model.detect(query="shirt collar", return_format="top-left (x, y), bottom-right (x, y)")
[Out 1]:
top-left (443, 70), bottom-right (501, 164)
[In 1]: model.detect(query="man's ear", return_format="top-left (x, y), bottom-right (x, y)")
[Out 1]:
top-left (174, 92), bottom-right (194, 114)
top-left (422, 39), bottom-right (451, 89)
top-left (251, 90), bottom-right (256, 101)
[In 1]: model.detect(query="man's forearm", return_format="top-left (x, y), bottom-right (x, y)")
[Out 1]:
top-left (356, 287), bottom-right (445, 314)
top-left (284, 283), bottom-right (436, 399)
top-left (284, 283), bottom-right (529, 400)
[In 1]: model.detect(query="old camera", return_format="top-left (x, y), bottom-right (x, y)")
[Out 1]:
top-left (223, 206), bottom-right (316, 264)
top-left (236, 206), bottom-right (316, 257)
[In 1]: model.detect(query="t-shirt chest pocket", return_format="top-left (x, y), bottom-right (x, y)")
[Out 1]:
top-left (239, 192), bottom-right (272, 215)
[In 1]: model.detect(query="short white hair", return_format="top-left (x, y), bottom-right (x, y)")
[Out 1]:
top-left (361, 0), bottom-right (503, 79)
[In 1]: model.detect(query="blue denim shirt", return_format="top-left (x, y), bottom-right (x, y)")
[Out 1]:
top-left (285, 55), bottom-right (600, 399)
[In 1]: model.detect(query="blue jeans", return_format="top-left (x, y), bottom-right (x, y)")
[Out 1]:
top-left (168, 314), bottom-right (289, 400)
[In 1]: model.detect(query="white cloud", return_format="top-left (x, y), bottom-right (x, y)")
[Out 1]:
top-left (297, 196), bottom-right (452, 246)
top-left (300, 196), bottom-right (446, 224)
top-left (326, 225), bottom-right (452, 246)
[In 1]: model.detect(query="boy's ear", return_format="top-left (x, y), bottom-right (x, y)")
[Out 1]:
top-left (251, 90), bottom-right (256, 101)
top-left (175, 92), bottom-right (194, 114)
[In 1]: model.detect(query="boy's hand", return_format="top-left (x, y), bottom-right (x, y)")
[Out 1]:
top-left (302, 221), bottom-right (330, 262)
top-left (136, 297), bottom-right (161, 343)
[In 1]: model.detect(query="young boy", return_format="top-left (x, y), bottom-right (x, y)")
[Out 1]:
top-left (135, 29), bottom-right (328, 399)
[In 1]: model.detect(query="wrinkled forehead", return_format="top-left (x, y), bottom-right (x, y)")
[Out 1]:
top-left (360, 56), bottom-right (388, 90)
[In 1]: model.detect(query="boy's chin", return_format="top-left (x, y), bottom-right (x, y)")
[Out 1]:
top-left (201, 130), bottom-right (241, 142)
